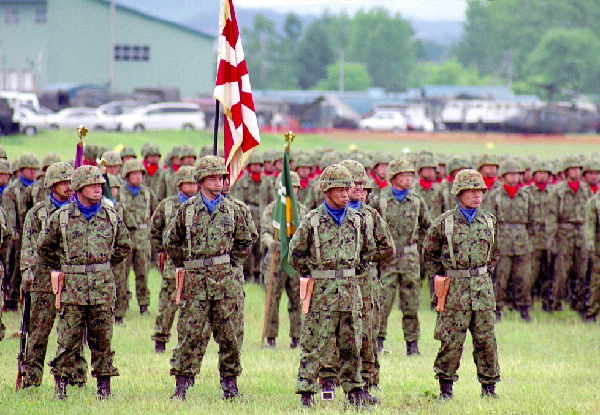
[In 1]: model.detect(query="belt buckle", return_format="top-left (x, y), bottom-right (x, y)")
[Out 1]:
top-left (202, 258), bottom-right (214, 266)
top-left (335, 269), bottom-right (343, 278)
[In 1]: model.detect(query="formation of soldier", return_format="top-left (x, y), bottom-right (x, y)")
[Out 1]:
top-left (0, 142), bottom-right (598, 407)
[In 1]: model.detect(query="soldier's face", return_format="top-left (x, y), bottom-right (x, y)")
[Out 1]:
top-left (391, 172), bottom-right (414, 190)
top-left (348, 181), bottom-right (365, 201)
top-left (502, 172), bottom-right (520, 186)
top-left (292, 186), bottom-right (300, 197)
top-left (222, 178), bottom-right (231, 195)
top-left (0, 173), bottom-right (9, 186)
top-left (374, 164), bottom-right (388, 179)
top-left (479, 165), bottom-right (497, 178)
top-left (146, 155), bottom-right (160, 165)
top-left (122, 156), bottom-right (135, 163)
top-left (583, 171), bottom-right (600, 186)
top-left (201, 175), bottom-right (224, 198)
top-left (324, 187), bottom-right (349, 209)
top-left (459, 189), bottom-right (483, 209)
top-left (181, 156), bottom-right (196, 167)
top-left (171, 156), bottom-right (181, 166)
top-left (437, 165), bottom-right (446, 178)
top-left (179, 182), bottom-right (198, 197)
top-left (263, 161), bottom-right (274, 173)
top-left (533, 171), bottom-right (549, 184)
top-left (566, 167), bottom-right (581, 182)
top-left (360, 189), bottom-right (369, 203)
top-left (111, 186), bottom-right (119, 199)
top-left (106, 166), bottom-right (120, 175)
top-left (248, 163), bottom-right (262, 174)
top-left (296, 166), bottom-right (311, 179)
top-left (274, 160), bottom-right (283, 171)
top-left (21, 168), bottom-right (37, 181)
top-left (79, 183), bottom-right (103, 204)
top-left (419, 167), bottom-right (436, 181)
top-left (127, 171), bottom-right (143, 187)
top-left (52, 180), bottom-right (73, 202)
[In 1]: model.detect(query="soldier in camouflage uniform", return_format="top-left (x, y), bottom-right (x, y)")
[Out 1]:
top-left (0, 205), bottom-right (10, 341)
top-left (289, 164), bottom-right (377, 408)
top-left (377, 159), bottom-right (431, 356)
top-left (423, 169), bottom-right (500, 400)
top-left (150, 166), bottom-right (198, 353)
top-left (259, 151), bottom-right (282, 213)
top-left (477, 154), bottom-right (500, 198)
top-left (118, 159), bottom-right (158, 314)
top-left (547, 156), bottom-right (592, 312)
top-left (484, 160), bottom-right (534, 321)
top-left (101, 151), bottom-right (124, 185)
top-left (582, 160), bottom-right (600, 195)
top-left (165, 155), bottom-right (254, 401)
top-left (31, 153), bottom-right (61, 205)
top-left (584, 185), bottom-right (600, 322)
top-left (141, 142), bottom-right (165, 200)
top-left (262, 171), bottom-right (308, 348)
top-left (0, 159), bottom-right (12, 204)
top-left (414, 154), bottom-right (444, 219)
top-left (2, 153), bottom-right (39, 310)
top-left (158, 146), bottom-right (182, 200)
top-left (38, 166), bottom-right (131, 399)
top-left (441, 156), bottom-right (471, 212)
top-left (120, 146), bottom-right (137, 164)
top-left (304, 153), bottom-right (339, 210)
top-left (294, 153), bottom-right (313, 204)
top-left (20, 162), bottom-right (88, 388)
top-left (83, 144), bottom-right (98, 166)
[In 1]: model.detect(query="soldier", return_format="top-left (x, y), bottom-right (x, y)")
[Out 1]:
top-left (582, 160), bottom-right (600, 195)
top-left (31, 153), bottom-right (61, 204)
top-left (0, 159), bottom-right (11, 201)
top-left (120, 146), bottom-right (137, 164)
top-left (259, 152), bottom-right (283, 213)
top-left (165, 155), bottom-right (253, 401)
top-left (377, 159), bottom-right (431, 355)
top-left (484, 160), bottom-right (534, 322)
top-left (477, 154), bottom-right (500, 195)
top-left (158, 146), bottom-right (182, 200)
top-left (0, 205), bottom-right (10, 341)
top-left (294, 153), bottom-right (313, 204)
top-left (441, 156), bottom-right (471, 212)
top-left (584, 187), bottom-right (600, 322)
top-left (179, 145), bottom-right (197, 167)
top-left (150, 166), bottom-right (198, 353)
top-left (101, 151), bottom-right (124, 186)
top-left (547, 157), bottom-right (592, 312)
top-left (2, 153), bottom-right (39, 310)
top-left (20, 162), bottom-right (88, 388)
top-left (289, 164), bottom-right (376, 408)
top-left (304, 153), bottom-right (339, 210)
top-left (38, 166), bottom-right (131, 399)
top-left (262, 171), bottom-right (308, 348)
top-left (83, 144), bottom-right (98, 166)
top-left (422, 169), bottom-right (500, 400)
top-left (524, 160), bottom-right (554, 311)
top-left (369, 153), bottom-right (391, 202)
top-left (414, 154), bottom-right (444, 219)
top-left (118, 159), bottom-right (158, 315)
top-left (0, 145), bottom-right (6, 160)
top-left (141, 142), bottom-right (165, 200)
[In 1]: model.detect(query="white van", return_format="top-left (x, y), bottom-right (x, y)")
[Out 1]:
top-left (116, 102), bottom-right (205, 132)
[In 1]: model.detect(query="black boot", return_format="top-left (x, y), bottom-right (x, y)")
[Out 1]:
top-left (346, 388), bottom-right (372, 409)
top-left (320, 377), bottom-right (335, 400)
top-left (97, 376), bottom-right (111, 400)
top-left (266, 337), bottom-right (276, 348)
top-left (290, 337), bottom-right (299, 349)
top-left (495, 307), bottom-right (503, 322)
top-left (406, 341), bottom-right (420, 356)
top-left (221, 376), bottom-right (241, 400)
top-left (481, 383), bottom-right (498, 398)
top-left (519, 306), bottom-right (532, 322)
top-left (361, 387), bottom-right (380, 405)
top-left (114, 317), bottom-right (124, 326)
top-left (155, 340), bottom-right (166, 353)
top-left (438, 380), bottom-right (453, 400)
top-left (170, 375), bottom-right (192, 401)
top-left (300, 392), bottom-right (314, 408)
top-left (377, 337), bottom-right (384, 354)
top-left (54, 375), bottom-right (68, 400)
top-left (140, 305), bottom-right (149, 315)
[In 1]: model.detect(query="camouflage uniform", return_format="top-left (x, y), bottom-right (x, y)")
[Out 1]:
top-left (303, 153), bottom-right (339, 210)
top-left (294, 153), bottom-right (313, 204)
top-left (164, 156), bottom-right (253, 399)
top-left (0, 207), bottom-right (10, 341)
top-left (37, 166), bottom-right (131, 398)
top-left (377, 159), bottom-right (431, 353)
top-left (30, 154), bottom-right (61, 205)
top-left (440, 157), bottom-right (471, 212)
top-left (141, 142), bottom-right (165, 201)
top-left (422, 169), bottom-right (500, 398)
top-left (118, 159), bottom-right (158, 310)
top-left (584, 191), bottom-right (600, 320)
top-left (289, 164), bottom-right (376, 400)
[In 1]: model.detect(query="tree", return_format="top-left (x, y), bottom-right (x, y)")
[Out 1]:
top-left (243, 15), bottom-right (280, 89)
top-left (295, 19), bottom-right (334, 90)
top-left (315, 62), bottom-right (372, 91)
top-left (408, 60), bottom-right (499, 88)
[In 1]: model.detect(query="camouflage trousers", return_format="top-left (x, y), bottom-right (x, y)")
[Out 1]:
top-left (126, 241), bottom-right (151, 307)
top-left (379, 253), bottom-right (420, 342)
top-left (152, 277), bottom-right (178, 343)
top-left (113, 260), bottom-right (128, 319)
top-left (23, 292), bottom-right (88, 386)
top-left (495, 254), bottom-right (532, 308)
top-left (0, 310), bottom-right (5, 341)
top-left (265, 254), bottom-right (301, 340)
top-left (434, 310), bottom-right (500, 385)
top-left (170, 296), bottom-right (242, 378)
top-left (6, 239), bottom-right (22, 307)
top-left (297, 310), bottom-right (363, 394)
top-left (50, 304), bottom-right (118, 380)
top-left (530, 249), bottom-right (553, 307)
top-left (586, 252), bottom-right (600, 318)
top-left (553, 226), bottom-right (588, 311)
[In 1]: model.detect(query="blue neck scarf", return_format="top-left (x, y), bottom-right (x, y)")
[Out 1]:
top-left (348, 200), bottom-right (362, 211)
top-left (74, 194), bottom-right (101, 221)
top-left (0, 185), bottom-right (5, 196)
top-left (458, 204), bottom-right (478, 224)
top-left (323, 201), bottom-right (347, 226)
top-left (201, 193), bottom-right (222, 214)
top-left (391, 187), bottom-right (409, 203)
top-left (19, 175), bottom-right (34, 187)
top-left (50, 193), bottom-right (69, 209)
top-left (127, 185), bottom-right (141, 197)
top-left (178, 192), bottom-right (191, 204)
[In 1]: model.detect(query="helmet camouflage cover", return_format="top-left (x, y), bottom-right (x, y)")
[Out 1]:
top-left (19, 153), bottom-right (41, 170)
top-left (194, 155), bottom-right (227, 182)
top-left (42, 153), bottom-right (61, 170)
top-left (498, 160), bottom-right (524, 177)
top-left (141, 142), bottom-right (161, 158)
top-left (339, 159), bottom-right (368, 183)
top-left (71, 165), bottom-right (106, 191)
top-left (101, 151), bottom-right (123, 167)
top-left (0, 159), bottom-right (11, 175)
top-left (319, 164), bottom-right (354, 192)
top-left (451, 169), bottom-right (487, 195)
top-left (120, 146), bottom-right (137, 159)
top-left (173, 165), bottom-right (196, 187)
top-left (122, 159), bottom-right (145, 177)
top-left (275, 171), bottom-right (301, 188)
top-left (44, 161), bottom-right (74, 188)
top-left (387, 158), bottom-right (416, 181)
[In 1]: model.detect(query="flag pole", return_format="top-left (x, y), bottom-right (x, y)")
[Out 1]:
top-left (213, 100), bottom-right (220, 156)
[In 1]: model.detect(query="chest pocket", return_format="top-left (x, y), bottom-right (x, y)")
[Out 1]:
top-left (444, 214), bottom-right (494, 268)
top-left (38, 207), bottom-right (49, 230)
top-left (310, 213), bottom-right (361, 263)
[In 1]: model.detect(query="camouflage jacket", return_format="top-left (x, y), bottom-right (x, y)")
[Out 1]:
top-left (483, 185), bottom-right (534, 255)
top-left (144, 167), bottom-right (165, 201)
top-left (227, 195), bottom-right (258, 247)
top-left (117, 184), bottom-right (158, 245)
top-left (524, 183), bottom-right (554, 250)
top-left (261, 199), bottom-right (309, 252)
top-left (2, 180), bottom-right (34, 234)
top-left (440, 181), bottom-right (456, 213)
top-left (354, 202), bottom-right (395, 267)
top-left (30, 180), bottom-right (50, 205)
top-left (21, 199), bottom-right (60, 292)
top-left (302, 179), bottom-right (321, 210)
top-left (289, 204), bottom-right (376, 312)
top-left (547, 181), bottom-right (592, 249)
top-left (422, 205), bottom-right (499, 311)
top-left (150, 195), bottom-right (185, 279)
top-left (37, 203), bottom-right (131, 305)
top-left (584, 193), bottom-right (600, 254)
top-left (258, 174), bottom-right (277, 213)
top-left (413, 181), bottom-right (444, 219)
top-left (163, 195), bottom-right (254, 300)
top-left (157, 168), bottom-right (177, 201)
top-left (231, 174), bottom-right (261, 207)
top-left (0, 207), bottom-right (10, 274)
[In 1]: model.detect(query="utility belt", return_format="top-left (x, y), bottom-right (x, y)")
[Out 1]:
top-left (499, 223), bottom-right (527, 228)
top-left (434, 265), bottom-right (488, 312)
top-left (310, 268), bottom-right (356, 279)
top-left (183, 254), bottom-right (231, 270)
top-left (446, 265), bottom-right (488, 279)
top-left (61, 262), bottom-right (111, 273)
top-left (558, 222), bottom-right (583, 228)
top-left (397, 243), bottom-right (418, 256)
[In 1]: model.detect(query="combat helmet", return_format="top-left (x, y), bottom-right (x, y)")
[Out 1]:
top-left (498, 160), bottom-right (524, 177)
top-left (179, 145), bottom-right (197, 160)
top-left (275, 171), bottom-right (301, 188)
top-left (561, 156), bottom-right (583, 172)
top-left (19, 153), bottom-right (41, 170)
top-left (451, 169), bottom-right (487, 196)
top-left (84, 144), bottom-right (98, 161)
top-left (120, 146), bottom-right (137, 160)
top-left (141, 142), bottom-right (161, 158)
top-left (44, 162), bottom-right (74, 188)
top-left (173, 166), bottom-right (196, 187)
top-left (476, 154), bottom-right (499, 170)
top-left (294, 153), bottom-right (312, 169)
top-left (372, 152), bottom-right (392, 169)
top-left (101, 151), bottom-right (123, 167)
top-left (319, 164), bottom-right (354, 192)
top-left (583, 159), bottom-right (600, 174)
top-left (106, 174), bottom-right (120, 188)
top-left (71, 165), bottom-right (106, 191)
top-left (531, 160), bottom-right (553, 174)
top-left (319, 152), bottom-right (341, 170)
top-left (195, 155), bottom-right (227, 182)
top-left (340, 160), bottom-right (368, 183)
top-left (417, 155), bottom-right (437, 172)
top-left (122, 159), bottom-right (145, 177)
top-left (387, 159), bottom-right (416, 181)
top-left (447, 156), bottom-right (471, 176)
top-left (247, 151), bottom-right (263, 166)
top-left (42, 154), bottom-right (61, 171)
top-left (0, 159), bottom-right (12, 175)
top-left (198, 146), bottom-right (213, 158)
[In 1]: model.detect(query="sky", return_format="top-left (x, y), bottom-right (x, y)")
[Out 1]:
top-left (235, 0), bottom-right (467, 21)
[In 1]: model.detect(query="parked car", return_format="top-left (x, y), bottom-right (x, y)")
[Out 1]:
top-left (116, 102), bottom-right (205, 132)
top-left (95, 101), bottom-right (147, 130)
top-left (0, 98), bottom-right (19, 135)
top-left (46, 107), bottom-right (98, 130)
top-left (359, 110), bottom-right (407, 132)
top-left (13, 106), bottom-right (52, 135)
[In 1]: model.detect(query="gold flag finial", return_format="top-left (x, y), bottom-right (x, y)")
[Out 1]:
top-left (77, 125), bottom-right (88, 141)
top-left (284, 130), bottom-right (295, 151)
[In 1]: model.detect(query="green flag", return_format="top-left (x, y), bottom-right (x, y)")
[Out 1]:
top-left (273, 147), bottom-right (300, 277)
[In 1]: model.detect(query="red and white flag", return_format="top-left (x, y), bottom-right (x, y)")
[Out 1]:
top-left (213, 0), bottom-right (260, 185)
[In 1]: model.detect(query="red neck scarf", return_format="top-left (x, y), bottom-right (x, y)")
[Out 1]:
top-left (419, 178), bottom-right (434, 191)
top-left (436, 177), bottom-right (444, 184)
top-left (274, 171), bottom-right (281, 178)
top-left (82, 158), bottom-right (96, 167)
top-left (447, 175), bottom-right (454, 183)
top-left (534, 181), bottom-right (547, 192)
top-left (250, 172), bottom-right (261, 184)
top-left (503, 184), bottom-right (519, 199)
top-left (371, 172), bottom-right (388, 189)
top-left (300, 177), bottom-right (309, 189)
top-left (171, 164), bottom-right (180, 172)
top-left (263, 170), bottom-right (274, 176)
top-left (591, 184), bottom-right (598, 194)
top-left (567, 180), bottom-right (580, 193)
top-left (143, 160), bottom-right (159, 176)
top-left (483, 176), bottom-right (496, 190)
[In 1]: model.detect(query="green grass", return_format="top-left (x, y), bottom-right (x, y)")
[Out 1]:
top-left (0, 270), bottom-right (599, 414)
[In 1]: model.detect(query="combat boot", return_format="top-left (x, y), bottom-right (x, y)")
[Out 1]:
top-left (519, 306), bottom-right (532, 322)
top-left (54, 375), bottom-right (68, 400)
top-left (155, 340), bottom-right (166, 353)
top-left (481, 383), bottom-right (498, 398)
top-left (266, 337), bottom-right (276, 348)
top-left (406, 341), bottom-right (420, 356)
top-left (170, 375), bottom-right (192, 401)
top-left (377, 337), bottom-right (384, 354)
top-left (346, 388), bottom-right (372, 409)
top-left (290, 337), bottom-right (299, 349)
top-left (495, 307), bottom-right (503, 322)
top-left (114, 317), bottom-right (124, 325)
top-left (97, 376), bottom-right (111, 400)
top-left (361, 387), bottom-right (380, 405)
top-left (438, 380), bottom-right (453, 400)
top-left (320, 377), bottom-right (335, 400)
top-left (140, 305), bottom-right (149, 315)
top-left (300, 392), bottom-right (314, 408)
top-left (221, 376), bottom-right (241, 400)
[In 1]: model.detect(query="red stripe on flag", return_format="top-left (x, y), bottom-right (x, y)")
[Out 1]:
top-left (239, 91), bottom-right (255, 111)
top-left (223, 16), bottom-right (239, 48)
top-left (241, 124), bottom-right (259, 152)
top-left (216, 60), bottom-right (247, 86)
